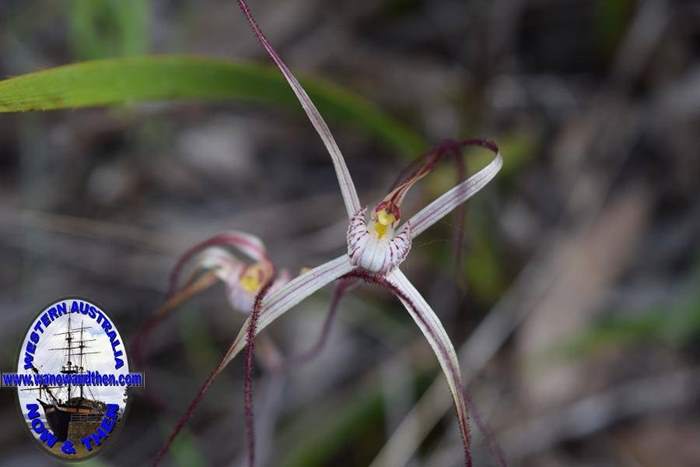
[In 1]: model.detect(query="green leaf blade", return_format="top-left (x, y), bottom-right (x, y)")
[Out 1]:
top-left (0, 55), bottom-right (425, 156)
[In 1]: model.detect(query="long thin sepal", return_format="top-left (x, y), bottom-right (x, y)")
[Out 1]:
top-left (272, 278), bottom-right (357, 371)
top-left (237, 0), bottom-right (361, 218)
top-left (408, 141), bottom-right (502, 239)
top-left (386, 269), bottom-right (472, 467)
top-left (152, 275), bottom-right (276, 467)
top-left (450, 150), bottom-right (468, 279)
top-left (217, 254), bottom-right (354, 374)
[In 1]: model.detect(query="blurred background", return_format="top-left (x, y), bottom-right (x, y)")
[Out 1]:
top-left (1, 0), bottom-right (699, 466)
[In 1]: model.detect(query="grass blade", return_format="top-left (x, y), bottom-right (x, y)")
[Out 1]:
top-left (0, 55), bottom-right (425, 156)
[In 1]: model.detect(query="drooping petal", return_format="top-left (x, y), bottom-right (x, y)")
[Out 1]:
top-left (386, 268), bottom-right (472, 467)
top-left (160, 269), bottom-right (222, 319)
top-left (139, 237), bottom-right (272, 368)
top-left (134, 249), bottom-right (239, 366)
top-left (217, 254), bottom-right (354, 373)
top-left (237, 0), bottom-right (361, 219)
top-left (375, 150), bottom-right (440, 220)
top-left (168, 230), bottom-right (269, 296)
top-left (408, 142), bottom-right (502, 239)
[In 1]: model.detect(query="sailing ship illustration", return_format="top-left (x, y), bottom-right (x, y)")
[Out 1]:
top-left (25, 314), bottom-right (107, 442)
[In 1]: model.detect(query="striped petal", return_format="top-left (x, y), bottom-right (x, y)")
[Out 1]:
top-left (237, 0), bottom-right (361, 219)
top-left (408, 143), bottom-right (502, 239)
top-left (168, 230), bottom-right (269, 296)
top-left (386, 268), bottom-right (472, 467)
top-left (217, 254), bottom-right (354, 373)
top-left (168, 247), bottom-right (245, 315)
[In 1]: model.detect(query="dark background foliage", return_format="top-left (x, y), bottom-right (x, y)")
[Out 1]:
top-left (0, 0), bottom-right (699, 466)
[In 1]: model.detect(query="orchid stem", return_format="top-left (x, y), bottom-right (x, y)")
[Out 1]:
top-left (244, 272), bottom-right (277, 467)
top-left (152, 362), bottom-right (221, 466)
top-left (151, 274), bottom-right (276, 466)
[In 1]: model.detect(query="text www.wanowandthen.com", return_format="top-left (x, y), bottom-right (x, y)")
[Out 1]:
top-left (1, 371), bottom-right (144, 388)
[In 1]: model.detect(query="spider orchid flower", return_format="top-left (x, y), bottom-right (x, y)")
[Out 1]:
top-left (134, 230), bottom-right (289, 365)
top-left (154, 3), bottom-right (503, 465)
top-left (145, 231), bottom-right (293, 467)
top-left (165, 230), bottom-right (288, 315)
top-left (148, 230), bottom-right (359, 467)
top-left (192, 3), bottom-right (503, 466)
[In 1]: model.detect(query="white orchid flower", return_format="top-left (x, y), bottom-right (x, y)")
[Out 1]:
top-left (149, 230), bottom-right (364, 467)
top-left (145, 231), bottom-right (294, 467)
top-left (153, 3), bottom-right (503, 466)
top-left (134, 230), bottom-right (288, 364)
top-left (165, 231), bottom-right (288, 314)
top-left (204, 3), bottom-right (503, 467)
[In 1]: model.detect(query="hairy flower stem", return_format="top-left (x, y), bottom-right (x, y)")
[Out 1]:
top-left (151, 274), bottom-right (276, 467)
top-left (152, 362), bottom-right (221, 466)
top-left (244, 272), bottom-right (277, 467)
